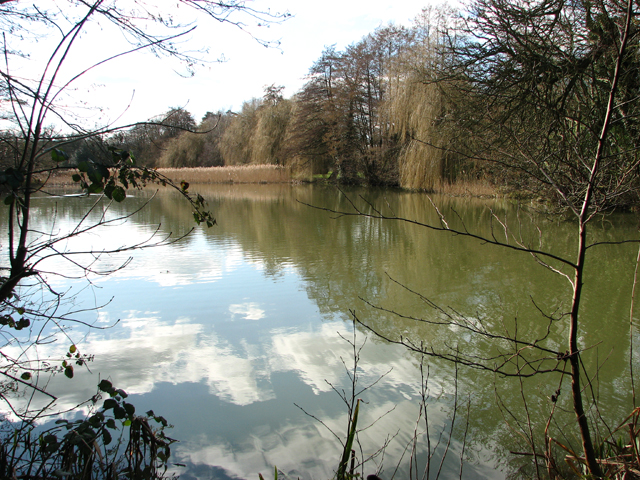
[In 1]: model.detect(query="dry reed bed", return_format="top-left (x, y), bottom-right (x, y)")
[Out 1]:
top-left (43, 166), bottom-right (499, 198)
top-left (157, 165), bottom-right (292, 184)
top-left (434, 179), bottom-right (498, 197)
top-left (44, 165), bottom-right (292, 186)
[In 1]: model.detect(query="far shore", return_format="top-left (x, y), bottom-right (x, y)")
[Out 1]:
top-left (43, 164), bottom-right (498, 197)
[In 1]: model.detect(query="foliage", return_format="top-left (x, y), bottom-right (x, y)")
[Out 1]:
top-left (0, 380), bottom-right (174, 480)
top-left (157, 112), bottom-right (232, 168)
top-left (219, 98), bottom-right (263, 166)
top-left (446, 0), bottom-right (640, 210)
top-left (287, 27), bottom-right (411, 186)
top-left (219, 88), bottom-right (293, 167)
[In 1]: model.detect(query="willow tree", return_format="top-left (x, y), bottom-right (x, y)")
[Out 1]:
top-left (385, 6), bottom-right (468, 191)
top-left (157, 111), bottom-right (232, 168)
top-left (219, 98), bottom-right (261, 165)
top-left (249, 85), bottom-right (293, 165)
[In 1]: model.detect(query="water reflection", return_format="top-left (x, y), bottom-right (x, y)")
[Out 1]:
top-left (1, 185), bottom-right (636, 479)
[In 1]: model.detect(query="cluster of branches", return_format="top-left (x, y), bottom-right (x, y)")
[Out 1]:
top-left (0, 0), bottom-right (287, 474)
top-left (305, 0), bottom-right (640, 477)
top-left (445, 0), bottom-right (640, 213)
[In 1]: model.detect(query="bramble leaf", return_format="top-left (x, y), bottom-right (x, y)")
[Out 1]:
top-left (98, 379), bottom-right (113, 392)
top-left (112, 186), bottom-right (126, 202)
top-left (51, 149), bottom-right (69, 163)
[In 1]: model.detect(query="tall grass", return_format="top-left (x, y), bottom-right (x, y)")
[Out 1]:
top-left (431, 178), bottom-right (497, 197)
top-left (44, 165), bottom-right (292, 186)
top-left (157, 165), bottom-right (292, 184)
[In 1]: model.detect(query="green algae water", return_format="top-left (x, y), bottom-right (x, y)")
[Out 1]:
top-left (4, 184), bottom-right (638, 479)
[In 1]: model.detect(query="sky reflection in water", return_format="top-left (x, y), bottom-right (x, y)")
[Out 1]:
top-left (7, 188), bottom-right (583, 479)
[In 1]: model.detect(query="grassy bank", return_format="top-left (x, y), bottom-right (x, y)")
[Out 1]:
top-left (433, 178), bottom-right (497, 197)
top-left (158, 165), bottom-right (292, 184)
top-left (45, 165), bottom-right (293, 186)
top-left (45, 165), bottom-right (501, 197)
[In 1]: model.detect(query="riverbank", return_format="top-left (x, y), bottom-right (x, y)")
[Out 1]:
top-left (45, 165), bottom-right (500, 197)
top-left (45, 164), bottom-right (292, 186)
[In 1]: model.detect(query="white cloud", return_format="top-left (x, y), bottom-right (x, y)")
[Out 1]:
top-left (229, 302), bottom-right (266, 321)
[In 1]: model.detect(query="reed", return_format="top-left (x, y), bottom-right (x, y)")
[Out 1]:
top-left (157, 165), bottom-right (292, 184)
top-left (44, 165), bottom-right (292, 186)
top-left (432, 178), bottom-right (497, 197)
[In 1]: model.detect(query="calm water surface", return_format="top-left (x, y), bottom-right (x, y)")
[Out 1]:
top-left (4, 184), bottom-right (638, 479)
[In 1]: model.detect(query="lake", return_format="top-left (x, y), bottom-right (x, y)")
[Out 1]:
top-left (3, 184), bottom-right (638, 479)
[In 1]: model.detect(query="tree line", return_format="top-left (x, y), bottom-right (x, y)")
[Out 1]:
top-left (102, 9), bottom-right (457, 188)
top-left (9, 0), bottom-right (639, 209)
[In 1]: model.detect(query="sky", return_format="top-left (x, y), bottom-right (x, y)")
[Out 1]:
top-left (11, 0), bottom-right (442, 130)
top-left (124, 0), bottom-right (435, 123)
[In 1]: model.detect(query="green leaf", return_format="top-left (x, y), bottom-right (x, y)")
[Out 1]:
top-left (4, 196), bottom-right (13, 205)
top-left (88, 415), bottom-right (101, 428)
top-left (69, 345), bottom-right (77, 354)
top-left (112, 186), bottom-right (126, 202)
top-left (113, 405), bottom-right (126, 420)
top-left (88, 163), bottom-right (109, 183)
top-left (72, 173), bottom-right (82, 183)
top-left (21, 372), bottom-right (31, 380)
top-left (97, 163), bottom-right (110, 180)
top-left (98, 379), bottom-right (113, 392)
top-left (77, 161), bottom-right (90, 173)
top-left (87, 182), bottom-right (103, 194)
top-left (155, 415), bottom-right (168, 427)
top-left (15, 318), bottom-right (30, 330)
top-left (51, 149), bottom-right (69, 163)
top-left (123, 402), bottom-right (135, 416)
top-left (0, 167), bottom-right (24, 190)
top-left (106, 418), bottom-right (117, 429)
top-left (103, 398), bottom-right (118, 410)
